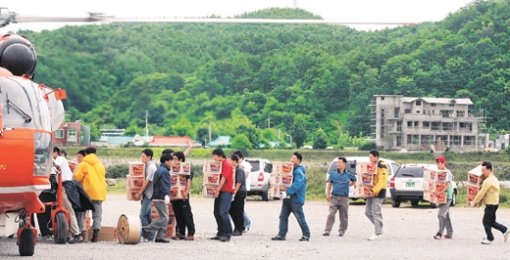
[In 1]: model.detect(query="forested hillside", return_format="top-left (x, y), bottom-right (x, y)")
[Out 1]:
top-left (20, 1), bottom-right (510, 147)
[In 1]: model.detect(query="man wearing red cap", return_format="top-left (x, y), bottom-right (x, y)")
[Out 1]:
top-left (433, 156), bottom-right (454, 240)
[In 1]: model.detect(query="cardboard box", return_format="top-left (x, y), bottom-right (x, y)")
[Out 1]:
top-left (204, 172), bottom-right (221, 185)
top-left (424, 180), bottom-right (449, 192)
top-left (202, 184), bottom-right (217, 198)
top-left (278, 163), bottom-right (294, 174)
top-left (423, 191), bottom-right (447, 204)
top-left (170, 186), bottom-right (184, 200)
top-left (361, 173), bottom-right (374, 186)
top-left (204, 161), bottom-right (222, 174)
top-left (165, 224), bottom-right (175, 238)
top-left (85, 226), bottom-right (117, 242)
top-left (126, 175), bottom-right (145, 189)
top-left (129, 162), bottom-right (145, 176)
top-left (468, 174), bottom-right (482, 185)
top-left (178, 175), bottom-right (187, 187)
top-left (467, 184), bottom-right (480, 203)
top-left (127, 189), bottom-right (141, 201)
top-left (424, 169), bottom-right (449, 182)
top-left (359, 186), bottom-right (373, 198)
top-left (281, 174), bottom-right (293, 187)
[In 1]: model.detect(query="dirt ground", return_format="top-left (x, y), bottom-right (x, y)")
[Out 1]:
top-left (2, 194), bottom-right (510, 259)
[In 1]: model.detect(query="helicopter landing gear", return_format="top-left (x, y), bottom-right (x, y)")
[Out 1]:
top-left (16, 213), bottom-right (37, 256)
top-left (54, 211), bottom-right (68, 244)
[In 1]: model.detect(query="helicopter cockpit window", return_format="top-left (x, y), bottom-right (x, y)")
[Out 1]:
top-left (33, 132), bottom-right (52, 176)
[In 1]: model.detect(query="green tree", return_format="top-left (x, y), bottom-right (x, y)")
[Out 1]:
top-left (312, 128), bottom-right (328, 149)
top-left (231, 134), bottom-right (252, 150)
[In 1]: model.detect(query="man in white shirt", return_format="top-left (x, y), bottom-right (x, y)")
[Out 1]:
top-left (234, 151), bottom-right (252, 231)
top-left (53, 147), bottom-right (82, 243)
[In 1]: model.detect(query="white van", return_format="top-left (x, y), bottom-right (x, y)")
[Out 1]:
top-left (326, 156), bottom-right (400, 199)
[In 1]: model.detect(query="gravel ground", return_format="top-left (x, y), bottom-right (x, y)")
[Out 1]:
top-left (2, 194), bottom-right (510, 259)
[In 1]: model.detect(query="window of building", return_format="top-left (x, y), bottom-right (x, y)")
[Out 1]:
top-left (416, 100), bottom-right (422, 106)
top-left (464, 136), bottom-right (475, 145)
top-left (68, 129), bottom-right (77, 143)
top-left (414, 121), bottom-right (419, 127)
top-left (456, 110), bottom-right (465, 118)
top-left (431, 103), bottom-right (436, 107)
top-left (412, 135), bottom-right (419, 145)
top-left (442, 122), bottom-right (453, 131)
top-left (423, 121), bottom-right (430, 128)
top-left (459, 122), bottom-right (466, 128)
top-left (421, 135), bottom-right (432, 145)
top-left (416, 110), bottom-right (421, 114)
top-left (440, 110), bottom-right (451, 118)
top-left (394, 107), bottom-right (400, 118)
top-left (452, 135), bottom-right (461, 145)
top-left (397, 122), bottom-right (402, 132)
top-left (431, 122), bottom-right (441, 130)
top-left (405, 109), bottom-right (411, 114)
top-left (55, 129), bottom-right (64, 139)
top-left (381, 96), bottom-right (385, 100)
top-left (407, 121), bottom-right (413, 128)
top-left (407, 135), bottom-right (412, 144)
top-left (396, 136), bottom-right (402, 147)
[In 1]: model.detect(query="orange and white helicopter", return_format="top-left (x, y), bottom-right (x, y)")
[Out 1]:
top-left (0, 33), bottom-right (66, 256)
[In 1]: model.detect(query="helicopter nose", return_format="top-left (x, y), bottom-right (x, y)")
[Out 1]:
top-left (0, 42), bottom-right (36, 77)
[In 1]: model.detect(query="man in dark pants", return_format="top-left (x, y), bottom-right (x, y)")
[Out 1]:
top-left (171, 152), bottom-right (196, 241)
top-left (210, 148), bottom-right (234, 242)
top-left (272, 152), bottom-right (311, 241)
top-left (229, 154), bottom-right (246, 236)
top-left (143, 154), bottom-right (172, 243)
top-left (471, 161), bottom-right (509, 245)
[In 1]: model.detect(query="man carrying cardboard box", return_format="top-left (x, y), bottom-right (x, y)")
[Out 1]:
top-left (365, 149), bottom-right (388, 241)
top-left (470, 161), bottom-right (509, 245)
top-left (271, 152), bottom-right (311, 242)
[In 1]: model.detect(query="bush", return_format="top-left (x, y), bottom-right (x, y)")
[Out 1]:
top-left (312, 128), bottom-right (328, 149)
top-left (106, 164), bottom-right (129, 178)
top-left (359, 142), bottom-right (376, 151)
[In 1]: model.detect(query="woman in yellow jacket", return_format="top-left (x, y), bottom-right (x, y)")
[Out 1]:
top-left (74, 147), bottom-right (106, 242)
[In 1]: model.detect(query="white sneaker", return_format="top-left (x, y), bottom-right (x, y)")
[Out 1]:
top-left (504, 230), bottom-right (509, 243)
top-left (368, 234), bottom-right (382, 241)
top-left (481, 238), bottom-right (493, 245)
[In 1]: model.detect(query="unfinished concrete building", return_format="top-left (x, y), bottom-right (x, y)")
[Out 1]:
top-left (371, 95), bottom-right (488, 152)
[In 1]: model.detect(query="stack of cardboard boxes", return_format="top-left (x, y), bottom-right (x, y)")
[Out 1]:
top-left (127, 162), bottom-right (145, 201)
top-left (203, 161), bottom-right (222, 198)
top-left (467, 165), bottom-right (483, 204)
top-left (357, 162), bottom-right (376, 197)
top-left (170, 162), bottom-right (191, 200)
top-left (269, 162), bottom-right (294, 198)
top-left (423, 167), bottom-right (449, 204)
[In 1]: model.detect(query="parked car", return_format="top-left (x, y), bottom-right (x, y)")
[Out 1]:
top-left (326, 156), bottom-right (400, 200)
top-left (389, 164), bottom-right (457, 208)
top-left (246, 158), bottom-right (274, 201)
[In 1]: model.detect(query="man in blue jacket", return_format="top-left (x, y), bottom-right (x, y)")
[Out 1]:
top-left (143, 153), bottom-right (172, 243)
top-left (272, 152), bottom-right (311, 241)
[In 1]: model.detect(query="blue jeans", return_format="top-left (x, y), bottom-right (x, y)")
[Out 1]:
top-left (214, 192), bottom-right (233, 238)
top-left (244, 211), bottom-right (251, 230)
top-left (140, 195), bottom-right (153, 239)
top-left (278, 199), bottom-right (310, 239)
top-left (143, 200), bottom-right (168, 240)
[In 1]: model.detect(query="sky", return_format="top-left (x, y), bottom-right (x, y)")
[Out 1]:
top-left (1, 0), bottom-right (476, 32)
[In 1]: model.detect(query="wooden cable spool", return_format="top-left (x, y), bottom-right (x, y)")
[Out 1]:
top-left (116, 214), bottom-right (140, 244)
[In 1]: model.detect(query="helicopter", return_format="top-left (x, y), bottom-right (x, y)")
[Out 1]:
top-left (0, 32), bottom-right (67, 256)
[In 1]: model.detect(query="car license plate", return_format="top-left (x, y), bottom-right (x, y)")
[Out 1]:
top-left (405, 181), bottom-right (415, 188)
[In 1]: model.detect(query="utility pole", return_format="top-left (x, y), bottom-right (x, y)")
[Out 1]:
top-left (145, 110), bottom-right (149, 137)
top-left (208, 122), bottom-right (212, 143)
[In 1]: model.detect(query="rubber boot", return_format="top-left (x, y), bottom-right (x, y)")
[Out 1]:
top-left (91, 229), bottom-right (99, 242)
